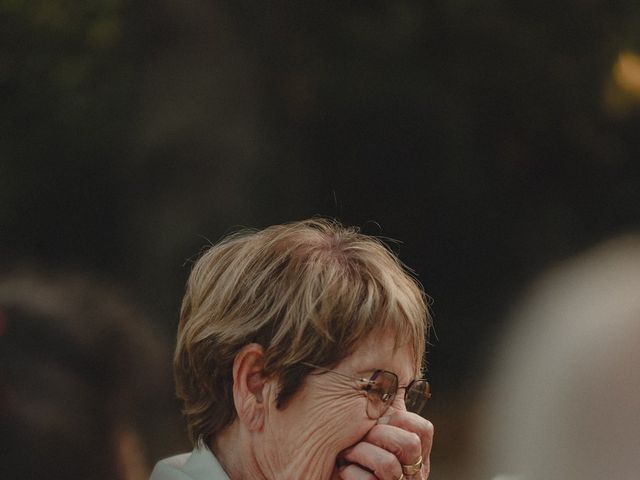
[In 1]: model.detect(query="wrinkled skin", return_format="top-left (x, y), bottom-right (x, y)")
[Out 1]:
top-left (214, 333), bottom-right (434, 480)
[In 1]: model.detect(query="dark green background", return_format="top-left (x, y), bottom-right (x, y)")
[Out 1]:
top-left (2, 1), bottom-right (640, 473)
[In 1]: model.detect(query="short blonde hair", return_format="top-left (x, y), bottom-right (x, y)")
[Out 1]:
top-left (175, 218), bottom-right (430, 445)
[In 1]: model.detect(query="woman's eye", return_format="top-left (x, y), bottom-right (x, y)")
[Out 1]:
top-left (365, 384), bottom-right (389, 400)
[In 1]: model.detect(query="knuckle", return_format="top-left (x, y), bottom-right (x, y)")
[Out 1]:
top-left (364, 423), bottom-right (390, 443)
top-left (413, 417), bottom-right (434, 439)
top-left (340, 464), bottom-right (375, 480)
top-left (420, 420), bottom-right (435, 449)
top-left (423, 419), bottom-right (434, 436)
top-left (407, 431), bottom-right (422, 456)
top-left (378, 454), bottom-right (398, 475)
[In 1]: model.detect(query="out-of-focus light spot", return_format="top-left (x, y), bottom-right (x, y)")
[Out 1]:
top-left (603, 51), bottom-right (640, 117)
top-left (614, 52), bottom-right (640, 98)
top-left (87, 18), bottom-right (122, 50)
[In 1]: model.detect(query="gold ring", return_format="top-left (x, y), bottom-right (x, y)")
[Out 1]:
top-left (401, 455), bottom-right (423, 476)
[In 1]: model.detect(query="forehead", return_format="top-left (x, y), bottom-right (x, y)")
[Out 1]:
top-left (342, 331), bottom-right (416, 382)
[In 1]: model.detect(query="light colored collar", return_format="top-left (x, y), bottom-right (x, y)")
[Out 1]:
top-left (150, 443), bottom-right (231, 480)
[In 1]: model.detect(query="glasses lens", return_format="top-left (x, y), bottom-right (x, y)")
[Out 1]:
top-left (365, 370), bottom-right (398, 418)
top-left (405, 380), bottom-right (431, 415)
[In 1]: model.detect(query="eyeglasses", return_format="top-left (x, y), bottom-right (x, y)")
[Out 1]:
top-left (301, 362), bottom-right (431, 419)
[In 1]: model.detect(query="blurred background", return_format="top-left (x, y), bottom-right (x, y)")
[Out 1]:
top-left (2, 1), bottom-right (640, 478)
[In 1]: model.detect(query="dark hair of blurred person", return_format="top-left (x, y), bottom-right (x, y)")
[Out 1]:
top-left (0, 271), bottom-right (175, 480)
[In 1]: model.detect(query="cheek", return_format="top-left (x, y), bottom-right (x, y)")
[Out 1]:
top-left (267, 383), bottom-right (375, 454)
top-left (294, 385), bottom-right (375, 450)
top-left (332, 404), bottom-right (376, 451)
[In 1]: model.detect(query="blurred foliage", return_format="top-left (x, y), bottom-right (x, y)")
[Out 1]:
top-left (2, 0), bottom-right (640, 393)
top-left (1, 0), bottom-right (133, 266)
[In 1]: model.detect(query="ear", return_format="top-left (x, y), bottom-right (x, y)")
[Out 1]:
top-left (232, 343), bottom-right (267, 432)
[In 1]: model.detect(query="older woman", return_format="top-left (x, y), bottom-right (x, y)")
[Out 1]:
top-left (151, 219), bottom-right (434, 480)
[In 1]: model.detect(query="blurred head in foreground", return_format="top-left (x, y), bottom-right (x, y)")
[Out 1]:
top-left (153, 219), bottom-right (434, 480)
top-left (478, 235), bottom-right (640, 480)
top-left (0, 271), bottom-right (171, 480)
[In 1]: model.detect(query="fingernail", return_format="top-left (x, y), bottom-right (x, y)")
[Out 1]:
top-left (377, 415), bottom-right (391, 425)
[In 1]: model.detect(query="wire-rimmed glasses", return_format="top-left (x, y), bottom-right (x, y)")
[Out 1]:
top-left (301, 362), bottom-right (431, 419)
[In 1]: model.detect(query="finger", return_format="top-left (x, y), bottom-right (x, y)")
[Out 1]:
top-left (363, 424), bottom-right (422, 466)
top-left (421, 456), bottom-right (431, 478)
top-left (341, 441), bottom-right (403, 480)
top-left (338, 463), bottom-right (377, 480)
top-left (378, 411), bottom-right (434, 460)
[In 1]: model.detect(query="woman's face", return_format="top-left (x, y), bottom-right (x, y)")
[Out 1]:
top-left (255, 332), bottom-right (416, 480)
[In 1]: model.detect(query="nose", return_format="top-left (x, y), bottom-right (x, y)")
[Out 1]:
top-left (389, 390), bottom-right (408, 413)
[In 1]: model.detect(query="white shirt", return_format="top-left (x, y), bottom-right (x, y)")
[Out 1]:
top-left (150, 445), bottom-right (231, 480)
